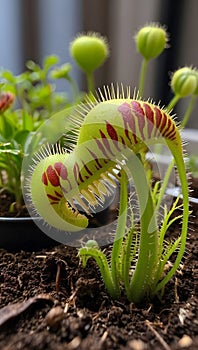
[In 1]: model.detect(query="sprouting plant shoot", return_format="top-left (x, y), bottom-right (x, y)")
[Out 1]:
top-left (27, 84), bottom-right (189, 303)
top-left (24, 23), bottom-right (198, 303)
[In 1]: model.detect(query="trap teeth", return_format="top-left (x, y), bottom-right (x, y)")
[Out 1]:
top-left (92, 179), bottom-right (110, 197)
top-left (88, 184), bottom-right (102, 197)
top-left (73, 194), bottom-right (91, 215)
top-left (97, 181), bottom-right (110, 196)
top-left (67, 198), bottom-right (78, 212)
top-left (80, 189), bottom-right (98, 206)
top-left (101, 172), bottom-right (117, 187)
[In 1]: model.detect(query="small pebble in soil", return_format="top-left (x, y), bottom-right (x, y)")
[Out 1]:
top-left (45, 306), bottom-right (65, 328)
top-left (178, 334), bottom-right (193, 348)
top-left (127, 339), bottom-right (147, 350)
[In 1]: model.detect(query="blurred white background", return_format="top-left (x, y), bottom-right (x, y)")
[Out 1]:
top-left (0, 0), bottom-right (197, 126)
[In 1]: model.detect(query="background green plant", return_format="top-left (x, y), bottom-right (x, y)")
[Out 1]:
top-left (0, 32), bottom-right (109, 212)
top-left (0, 55), bottom-right (76, 209)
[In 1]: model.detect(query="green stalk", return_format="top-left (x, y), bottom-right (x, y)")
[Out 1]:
top-left (181, 94), bottom-right (197, 128)
top-left (86, 72), bottom-right (95, 94)
top-left (67, 76), bottom-right (79, 102)
top-left (127, 155), bottom-right (159, 303)
top-left (110, 169), bottom-right (128, 293)
top-left (121, 226), bottom-right (138, 298)
top-left (166, 94), bottom-right (180, 112)
top-left (138, 58), bottom-right (148, 96)
top-left (155, 157), bottom-right (175, 212)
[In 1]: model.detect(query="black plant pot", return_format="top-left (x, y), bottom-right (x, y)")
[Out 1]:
top-left (0, 217), bottom-right (58, 252)
top-left (0, 192), bottom-right (119, 252)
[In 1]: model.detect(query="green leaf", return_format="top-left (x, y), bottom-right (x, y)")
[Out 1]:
top-left (26, 60), bottom-right (40, 72)
top-left (0, 159), bottom-right (14, 171)
top-left (43, 55), bottom-right (59, 72)
top-left (0, 70), bottom-right (16, 83)
top-left (22, 132), bottom-right (35, 154)
top-left (0, 115), bottom-right (14, 139)
top-left (0, 134), bottom-right (6, 142)
top-left (15, 72), bottom-right (29, 85)
top-left (28, 71), bottom-right (41, 83)
top-left (22, 111), bottom-right (34, 131)
top-left (14, 130), bottom-right (31, 149)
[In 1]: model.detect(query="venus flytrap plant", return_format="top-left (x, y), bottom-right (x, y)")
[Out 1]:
top-left (23, 23), bottom-right (198, 303)
top-left (27, 85), bottom-right (189, 303)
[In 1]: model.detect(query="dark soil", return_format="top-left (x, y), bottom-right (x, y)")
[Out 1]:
top-left (0, 179), bottom-right (197, 350)
top-left (0, 190), bottom-right (29, 217)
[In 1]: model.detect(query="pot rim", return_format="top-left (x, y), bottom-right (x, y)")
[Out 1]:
top-left (0, 216), bottom-right (37, 222)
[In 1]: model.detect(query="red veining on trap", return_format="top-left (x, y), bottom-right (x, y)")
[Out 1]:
top-left (86, 148), bottom-right (105, 170)
top-left (106, 121), bottom-right (121, 151)
top-left (47, 194), bottom-right (60, 202)
top-left (99, 129), bottom-right (115, 156)
top-left (46, 165), bottom-right (60, 187)
top-left (118, 102), bottom-right (137, 144)
top-left (131, 101), bottom-right (145, 140)
top-left (42, 172), bottom-right (48, 186)
top-left (54, 162), bottom-right (68, 180)
top-left (94, 138), bottom-right (110, 159)
top-left (118, 101), bottom-right (177, 143)
top-left (143, 103), bottom-right (154, 138)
